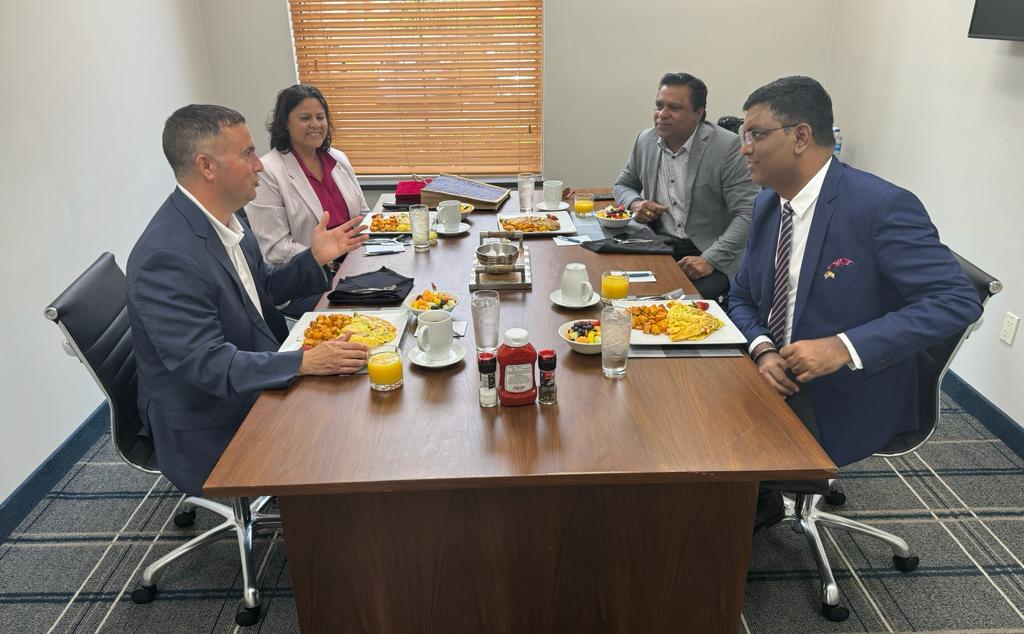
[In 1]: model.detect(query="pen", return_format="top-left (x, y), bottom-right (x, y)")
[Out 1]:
top-left (624, 271), bottom-right (654, 278)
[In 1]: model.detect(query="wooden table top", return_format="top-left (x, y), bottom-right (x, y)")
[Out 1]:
top-left (205, 194), bottom-right (835, 497)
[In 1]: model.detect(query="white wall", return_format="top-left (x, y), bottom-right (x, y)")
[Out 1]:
top-left (542, 0), bottom-right (839, 187)
top-left (0, 1), bottom-right (215, 502)
top-left (826, 0), bottom-right (1024, 425)
top-left (198, 0), bottom-right (298, 155)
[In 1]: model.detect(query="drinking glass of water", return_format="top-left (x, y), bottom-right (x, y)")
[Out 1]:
top-left (517, 173), bottom-right (535, 212)
top-left (601, 305), bottom-right (631, 379)
top-left (471, 290), bottom-right (500, 353)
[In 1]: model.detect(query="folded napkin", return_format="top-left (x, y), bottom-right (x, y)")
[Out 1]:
top-left (581, 228), bottom-right (675, 255)
top-left (327, 266), bottom-right (414, 306)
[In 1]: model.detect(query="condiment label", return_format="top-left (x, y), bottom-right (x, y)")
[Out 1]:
top-left (480, 372), bottom-right (496, 389)
top-left (504, 363), bottom-right (534, 393)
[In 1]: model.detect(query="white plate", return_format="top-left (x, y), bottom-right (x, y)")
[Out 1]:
top-left (279, 309), bottom-right (409, 353)
top-left (614, 299), bottom-right (747, 346)
top-left (549, 289), bottom-right (601, 309)
top-left (495, 211), bottom-right (578, 236)
top-left (437, 222), bottom-right (470, 236)
top-left (535, 200), bottom-right (570, 211)
top-left (359, 211), bottom-right (437, 236)
top-left (408, 341), bottom-right (466, 368)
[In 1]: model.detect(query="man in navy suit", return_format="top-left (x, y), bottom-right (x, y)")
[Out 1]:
top-left (127, 105), bottom-right (370, 495)
top-left (727, 77), bottom-right (981, 527)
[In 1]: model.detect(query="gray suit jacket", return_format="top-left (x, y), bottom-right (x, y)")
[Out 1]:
top-left (613, 121), bottom-right (758, 277)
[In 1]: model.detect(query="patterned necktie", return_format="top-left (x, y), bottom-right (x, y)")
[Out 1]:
top-left (767, 202), bottom-right (795, 346)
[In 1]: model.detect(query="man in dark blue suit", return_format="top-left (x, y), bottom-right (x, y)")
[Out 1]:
top-left (127, 105), bottom-right (370, 495)
top-left (727, 77), bottom-right (981, 527)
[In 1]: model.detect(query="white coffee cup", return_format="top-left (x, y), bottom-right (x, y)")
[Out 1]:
top-left (437, 200), bottom-right (461, 232)
top-left (416, 311), bottom-right (454, 361)
top-left (560, 262), bottom-right (593, 304)
top-left (543, 180), bottom-right (564, 209)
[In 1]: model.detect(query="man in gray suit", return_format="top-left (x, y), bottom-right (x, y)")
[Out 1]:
top-left (614, 72), bottom-right (758, 299)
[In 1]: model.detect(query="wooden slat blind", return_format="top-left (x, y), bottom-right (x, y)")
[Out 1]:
top-left (289, 0), bottom-right (543, 176)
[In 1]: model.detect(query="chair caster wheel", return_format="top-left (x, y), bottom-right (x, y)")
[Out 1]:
top-left (822, 602), bottom-right (849, 622)
top-left (894, 554), bottom-right (919, 572)
top-left (826, 489), bottom-right (847, 506)
top-left (173, 509), bottom-right (196, 527)
top-left (235, 603), bottom-right (261, 626)
top-left (131, 585), bottom-right (156, 604)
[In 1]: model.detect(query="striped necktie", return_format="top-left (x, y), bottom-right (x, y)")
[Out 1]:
top-left (767, 202), bottom-right (795, 346)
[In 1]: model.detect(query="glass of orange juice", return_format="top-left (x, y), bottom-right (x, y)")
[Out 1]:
top-left (573, 192), bottom-right (595, 217)
top-left (368, 345), bottom-right (403, 391)
top-left (601, 271), bottom-right (629, 304)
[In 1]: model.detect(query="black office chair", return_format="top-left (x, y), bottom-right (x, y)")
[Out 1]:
top-left (45, 252), bottom-right (279, 626)
top-left (717, 115), bottom-right (743, 134)
top-left (776, 251), bottom-right (1002, 622)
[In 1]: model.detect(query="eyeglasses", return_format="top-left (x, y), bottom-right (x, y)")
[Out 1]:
top-left (738, 125), bottom-right (795, 146)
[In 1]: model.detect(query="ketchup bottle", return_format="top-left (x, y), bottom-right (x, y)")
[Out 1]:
top-left (496, 328), bottom-right (537, 406)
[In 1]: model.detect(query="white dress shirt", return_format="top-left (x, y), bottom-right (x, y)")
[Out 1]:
top-left (178, 185), bottom-right (265, 320)
top-left (654, 131), bottom-right (696, 239)
top-left (749, 158), bottom-right (863, 369)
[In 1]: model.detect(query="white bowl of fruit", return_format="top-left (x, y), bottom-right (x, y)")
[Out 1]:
top-left (405, 284), bottom-right (459, 316)
top-left (558, 319), bottom-right (602, 354)
top-left (595, 205), bottom-right (634, 229)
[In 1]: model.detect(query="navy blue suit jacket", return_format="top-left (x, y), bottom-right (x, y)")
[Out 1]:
top-left (728, 160), bottom-right (981, 466)
top-left (126, 189), bottom-right (329, 494)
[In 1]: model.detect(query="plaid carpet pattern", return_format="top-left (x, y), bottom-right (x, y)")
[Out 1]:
top-left (1, 388), bottom-right (1022, 633)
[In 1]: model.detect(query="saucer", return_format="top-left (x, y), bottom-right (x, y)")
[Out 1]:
top-left (408, 341), bottom-right (466, 368)
top-left (550, 289), bottom-right (601, 309)
top-left (535, 201), bottom-right (570, 212)
top-left (437, 222), bottom-right (470, 236)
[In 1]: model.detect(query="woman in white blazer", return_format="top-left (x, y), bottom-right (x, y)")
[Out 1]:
top-left (246, 84), bottom-right (369, 267)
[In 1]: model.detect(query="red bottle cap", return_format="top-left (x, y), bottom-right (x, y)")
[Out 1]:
top-left (478, 351), bottom-right (497, 372)
top-left (538, 349), bottom-right (556, 370)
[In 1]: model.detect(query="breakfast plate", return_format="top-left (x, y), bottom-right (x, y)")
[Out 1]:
top-left (360, 211), bottom-right (437, 235)
top-left (614, 299), bottom-right (747, 346)
top-left (279, 309), bottom-right (408, 353)
top-left (495, 211), bottom-right (577, 236)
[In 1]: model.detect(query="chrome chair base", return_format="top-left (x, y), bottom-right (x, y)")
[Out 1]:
top-left (779, 491), bottom-right (919, 622)
top-left (131, 496), bottom-right (281, 624)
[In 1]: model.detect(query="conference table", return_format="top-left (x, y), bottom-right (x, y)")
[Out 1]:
top-left (205, 192), bottom-right (835, 633)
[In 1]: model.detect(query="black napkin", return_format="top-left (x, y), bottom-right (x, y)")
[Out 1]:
top-left (581, 228), bottom-right (675, 255)
top-left (327, 266), bottom-right (414, 306)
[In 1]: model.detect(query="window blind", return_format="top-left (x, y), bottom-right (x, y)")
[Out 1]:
top-left (289, 0), bottom-right (543, 176)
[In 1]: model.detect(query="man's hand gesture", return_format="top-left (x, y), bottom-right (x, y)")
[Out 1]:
top-left (310, 213), bottom-right (368, 266)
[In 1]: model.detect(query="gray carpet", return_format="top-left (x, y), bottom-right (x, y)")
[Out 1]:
top-left (1, 391), bottom-right (1022, 633)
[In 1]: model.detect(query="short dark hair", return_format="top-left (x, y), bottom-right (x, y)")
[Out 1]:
top-left (659, 72), bottom-right (708, 122)
top-left (268, 84), bottom-right (333, 153)
top-left (162, 105), bottom-right (245, 179)
top-left (743, 76), bottom-right (835, 148)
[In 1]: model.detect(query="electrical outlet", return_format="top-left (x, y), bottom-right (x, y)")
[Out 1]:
top-left (999, 311), bottom-right (1020, 346)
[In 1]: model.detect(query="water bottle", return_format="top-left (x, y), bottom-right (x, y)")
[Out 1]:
top-left (832, 126), bottom-right (843, 158)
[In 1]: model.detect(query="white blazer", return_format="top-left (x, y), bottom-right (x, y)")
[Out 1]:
top-left (245, 147), bottom-right (369, 264)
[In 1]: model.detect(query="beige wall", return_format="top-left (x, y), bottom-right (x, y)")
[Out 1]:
top-left (826, 0), bottom-right (1024, 424)
top-left (541, 0), bottom-right (839, 187)
top-left (0, 1), bottom-right (215, 501)
top-left (198, 0), bottom-right (298, 155)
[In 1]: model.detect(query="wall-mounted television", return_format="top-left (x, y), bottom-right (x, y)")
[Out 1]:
top-left (969, 0), bottom-right (1024, 41)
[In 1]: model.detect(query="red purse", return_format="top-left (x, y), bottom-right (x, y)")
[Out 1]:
top-left (395, 175), bottom-right (432, 204)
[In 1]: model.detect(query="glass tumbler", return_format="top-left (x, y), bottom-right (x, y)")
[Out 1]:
top-left (574, 192), bottom-right (595, 217)
top-left (410, 204), bottom-right (430, 252)
top-left (601, 306), bottom-right (631, 379)
top-left (471, 290), bottom-right (500, 353)
top-left (368, 345), bottom-right (404, 391)
top-left (517, 173), bottom-right (535, 212)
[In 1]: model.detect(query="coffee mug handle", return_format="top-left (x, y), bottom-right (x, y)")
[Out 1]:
top-left (580, 281), bottom-right (593, 299)
top-left (416, 325), bottom-right (431, 353)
